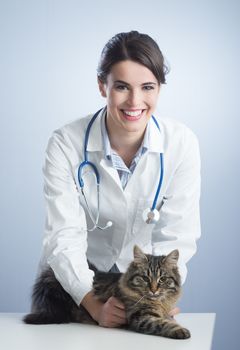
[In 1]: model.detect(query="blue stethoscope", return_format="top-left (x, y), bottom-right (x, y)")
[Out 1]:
top-left (77, 107), bottom-right (164, 231)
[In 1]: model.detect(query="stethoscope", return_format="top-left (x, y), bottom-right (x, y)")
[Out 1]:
top-left (77, 107), bottom-right (164, 231)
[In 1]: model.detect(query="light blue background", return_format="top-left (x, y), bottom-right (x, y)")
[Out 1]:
top-left (0, 1), bottom-right (239, 349)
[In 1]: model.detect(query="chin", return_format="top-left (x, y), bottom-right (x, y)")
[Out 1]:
top-left (121, 118), bottom-right (149, 133)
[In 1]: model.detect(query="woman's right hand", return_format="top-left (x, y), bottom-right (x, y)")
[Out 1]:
top-left (97, 296), bottom-right (127, 328)
top-left (81, 292), bottom-right (127, 328)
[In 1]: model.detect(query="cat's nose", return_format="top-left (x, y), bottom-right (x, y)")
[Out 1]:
top-left (150, 283), bottom-right (158, 294)
top-left (150, 291), bottom-right (158, 295)
top-left (149, 290), bottom-right (159, 297)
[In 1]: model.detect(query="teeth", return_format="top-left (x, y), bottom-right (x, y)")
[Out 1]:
top-left (123, 110), bottom-right (142, 117)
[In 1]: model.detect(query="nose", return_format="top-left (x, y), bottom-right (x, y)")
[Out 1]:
top-left (150, 282), bottom-right (158, 294)
top-left (126, 89), bottom-right (142, 107)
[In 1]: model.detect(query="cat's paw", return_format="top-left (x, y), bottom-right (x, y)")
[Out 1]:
top-left (170, 327), bottom-right (191, 339)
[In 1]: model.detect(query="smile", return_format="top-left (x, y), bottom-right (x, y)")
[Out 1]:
top-left (120, 109), bottom-right (145, 121)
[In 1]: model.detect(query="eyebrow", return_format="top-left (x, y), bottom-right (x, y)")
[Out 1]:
top-left (114, 80), bottom-right (157, 86)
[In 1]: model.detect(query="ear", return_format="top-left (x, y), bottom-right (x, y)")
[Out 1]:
top-left (133, 245), bottom-right (148, 263)
top-left (163, 249), bottom-right (179, 266)
top-left (97, 77), bottom-right (107, 98)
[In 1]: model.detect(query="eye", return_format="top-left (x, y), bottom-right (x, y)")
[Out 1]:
top-left (132, 275), bottom-right (148, 286)
top-left (115, 85), bottom-right (128, 91)
top-left (159, 276), bottom-right (167, 284)
top-left (143, 85), bottom-right (155, 91)
top-left (142, 276), bottom-right (150, 283)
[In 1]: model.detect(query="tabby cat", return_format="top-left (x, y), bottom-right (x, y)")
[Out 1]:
top-left (23, 245), bottom-right (190, 339)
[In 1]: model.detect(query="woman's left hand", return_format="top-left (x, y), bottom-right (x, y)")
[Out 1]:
top-left (169, 307), bottom-right (180, 318)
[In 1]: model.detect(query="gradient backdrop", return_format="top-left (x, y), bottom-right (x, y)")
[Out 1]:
top-left (0, 1), bottom-right (239, 349)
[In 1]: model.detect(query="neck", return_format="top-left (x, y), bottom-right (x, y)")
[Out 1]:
top-left (106, 120), bottom-right (145, 155)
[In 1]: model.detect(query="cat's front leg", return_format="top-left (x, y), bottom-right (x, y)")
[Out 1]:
top-left (128, 313), bottom-right (191, 339)
top-left (159, 318), bottom-right (191, 339)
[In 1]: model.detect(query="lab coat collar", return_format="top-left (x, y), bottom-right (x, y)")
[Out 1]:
top-left (86, 108), bottom-right (164, 154)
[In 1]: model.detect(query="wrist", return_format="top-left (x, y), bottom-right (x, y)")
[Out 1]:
top-left (81, 291), bottom-right (103, 322)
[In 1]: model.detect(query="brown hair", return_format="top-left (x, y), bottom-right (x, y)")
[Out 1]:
top-left (97, 31), bottom-right (169, 85)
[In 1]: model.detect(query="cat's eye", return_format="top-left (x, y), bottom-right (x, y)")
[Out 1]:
top-left (132, 275), bottom-right (149, 285)
top-left (159, 276), bottom-right (167, 283)
top-left (142, 276), bottom-right (150, 283)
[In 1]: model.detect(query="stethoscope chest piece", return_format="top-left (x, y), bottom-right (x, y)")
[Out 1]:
top-left (142, 208), bottom-right (160, 224)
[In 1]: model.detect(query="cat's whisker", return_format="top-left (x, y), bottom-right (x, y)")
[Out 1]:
top-left (133, 294), bottom-right (146, 307)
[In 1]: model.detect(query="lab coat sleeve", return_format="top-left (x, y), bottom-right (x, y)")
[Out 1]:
top-left (152, 127), bottom-right (201, 284)
top-left (42, 130), bottom-right (94, 306)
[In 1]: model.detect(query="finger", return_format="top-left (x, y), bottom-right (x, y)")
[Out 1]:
top-left (107, 322), bottom-right (122, 328)
top-left (100, 316), bottom-right (126, 328)
top-left (169, 307), bottom-right (180, 317)
top-left (113, 307), bottom-right (126, 319)
top-left (110, 297), bottom-right (125, 310)
top-left (112, 312), bottom-right (127, 323)
top-left (99, 314), bottom-right (126, 328)
top-left (111, 308), bottom-right (127, 322)
top-left (115, 303), bottom-right (125, 310)
top-left (111, 315), bottom-right (127, 325)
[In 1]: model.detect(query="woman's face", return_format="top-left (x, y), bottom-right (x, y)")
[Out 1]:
top-left (98, 60), bottom-right (160, 136)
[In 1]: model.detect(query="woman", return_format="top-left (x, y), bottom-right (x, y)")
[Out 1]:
top-left (38, 31), bottom-right (201, 328)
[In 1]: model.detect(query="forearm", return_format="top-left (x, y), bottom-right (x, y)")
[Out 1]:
top-left (43, 131), bottom-right (95, 304)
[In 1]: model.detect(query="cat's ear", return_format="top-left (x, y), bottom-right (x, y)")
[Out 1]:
top-left (163, 249), bottom-right (179, 266)
top-left (133, 245), bottom-right (148, 263)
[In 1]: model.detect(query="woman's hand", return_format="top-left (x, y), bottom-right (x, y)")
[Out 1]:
top-left (169, 307), bottom-right (180, 318)
top-left (81, 292), bottom-right (127, 328)
top-left (97, 296), bottom-right (127, 328)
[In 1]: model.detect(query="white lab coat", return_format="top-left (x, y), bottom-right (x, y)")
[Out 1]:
top-left (39, 108), bottom-right (201, 306)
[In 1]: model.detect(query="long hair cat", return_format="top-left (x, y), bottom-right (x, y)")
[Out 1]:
top-left (23, 246), bottom-right (190, 339)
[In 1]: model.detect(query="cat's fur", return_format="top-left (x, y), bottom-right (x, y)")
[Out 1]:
top-left (23, 246), bottom-right (190, 339)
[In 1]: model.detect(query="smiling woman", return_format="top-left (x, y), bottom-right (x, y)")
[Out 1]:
top-left (98, 60), bottom-right (160, 141)
top-left (24, 31), bottom-right (201, 331)
top-left (96, 31), bottom-right (168, 162)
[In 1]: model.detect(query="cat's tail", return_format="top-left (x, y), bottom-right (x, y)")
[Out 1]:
top-left (23, 312), bottom-right (66, 325)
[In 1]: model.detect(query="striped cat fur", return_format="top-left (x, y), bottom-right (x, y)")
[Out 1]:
top-left (23, 245), bottom-right (190, 339)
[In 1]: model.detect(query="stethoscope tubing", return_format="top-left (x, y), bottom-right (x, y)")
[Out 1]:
top-left (77, 107), bottom-right (164, 228)
top-left (151, 115), bottom-right (164, 211)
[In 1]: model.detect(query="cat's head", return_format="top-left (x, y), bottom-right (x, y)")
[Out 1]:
top-left (120, 245), bottom-right (181, 302)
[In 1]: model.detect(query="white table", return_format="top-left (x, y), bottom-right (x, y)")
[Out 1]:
top-left (0, 313), bottom-right (215, 350)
